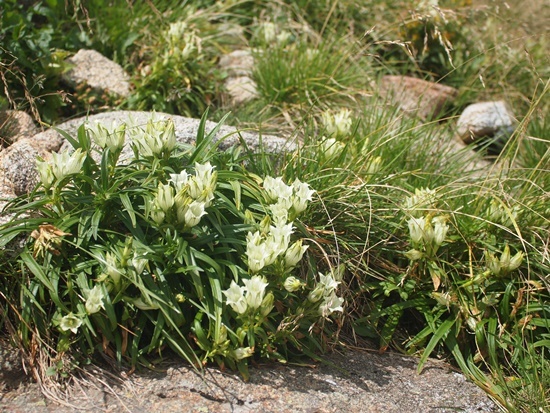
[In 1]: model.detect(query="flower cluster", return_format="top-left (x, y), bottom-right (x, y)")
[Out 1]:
top-left (485, 245), bottom-right (524, 276)
top-left (130, 118), bottom-right (177, 158)
top-left (86, 121), bottom-right (126, 153)
top-left (403, 187), bottom-right (449, 259)
top-left (36, 149), bottom-right (86, 189)
top-left (406, 215), bottom-right (449, 258)
top-left (222, 275), bottom-right (273, 316)
top-left (308, 272), bottom-right (345, 317)
top-left (403, 187), bottom-right (438, 217)
top-left (321, 108), bottom-right (352, 138)
top-left (149, 161), bottom-right (217, 229)
top-left (165, 21), bottom-right (202, 61)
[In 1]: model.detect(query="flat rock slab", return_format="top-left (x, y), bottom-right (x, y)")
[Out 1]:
top-left (0, 349), bottom-right (498, 413)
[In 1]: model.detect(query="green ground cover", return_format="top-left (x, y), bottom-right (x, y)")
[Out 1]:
top-left (1, 1), bottom-right (548, 411)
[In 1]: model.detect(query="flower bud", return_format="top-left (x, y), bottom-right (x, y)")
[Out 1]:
top-left (283, 276), bottom-right (303, 292)
top-left (284, 240), bottom-right (308, 269)
top-left (233, 347), bottom-right (254, 360)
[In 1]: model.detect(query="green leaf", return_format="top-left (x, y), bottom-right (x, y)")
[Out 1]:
top-left (418, 317), bottom-right (456, 373)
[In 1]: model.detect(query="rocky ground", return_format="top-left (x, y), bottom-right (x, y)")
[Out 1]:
top-left (0, 337), bottom-right (499, 413)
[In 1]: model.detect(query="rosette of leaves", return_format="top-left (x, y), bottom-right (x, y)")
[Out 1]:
top-left (0, 113), bottom-right (340, 380)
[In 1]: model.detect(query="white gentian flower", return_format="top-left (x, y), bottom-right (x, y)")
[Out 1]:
top-left (263, 176), bottom-right (293, 203)
top-left (155, 184), bottom-right (175, 213)
top-left (364, 156), bottom-right (382, 175)
top-left (318, 292), bottom-right (344, 317)
top-left (223, 281), bottom-right (248, 314)
top-left (308, 285), bottom-right (325, 303)
top-left (131, 253), bottom-right (148, 276)
top-left (243, 275), bottom-right (269, 310)
top-left (284, 240), bottom-right (308, 269)
top-left (50, 148), bottom-right (86, 181)
top-left (320, 137), bottom-right (344, 159)
top-left (233, 347), bottom-right (254, 360)
top-left (87, 121), bottom-right (126, 152)
top-left (433, 219), bottom-right (449, 246)
top-left (269, 201), bottom-right (290, 225)
top-left (291, 179), bottom-right (315, 214)
top-left (404, 188), bottom-right (437, 217)
top-left (246, 231), bottom-right (270, 273)
top-left (59, 313), bottom-right (82, 334)
top-left (322, 109), bottom-right (352, 137)
top-left (36, 158), bottom-right (54, 189)
top-left (283, 276), bottom-right (303, 292)
top-left (180, 200), bottom-right (206, 228)
top-left (135, 119), bottom-right (176, 157)
top-left (408, 216), bottom-right (426, 244)
top-left (404, 249), bottom-right (424, 261)
top-left (260, 291), bottom-right (274, 317)
top-left (85, 285), bottom-right (105, 315)
top-left (169, 171), bottom-right (190, 192)
top-left (318, 272), bottom-right (339, 295)
top-left (261, 22), bottom-right (277, 43)
top-left (500, 244), bottom-right (524, 273)
top-left (268, 222), bottom-right (293, 256)
top-left (104, 251), bottom-right (123, 288)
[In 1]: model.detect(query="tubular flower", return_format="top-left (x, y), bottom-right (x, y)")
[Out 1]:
top-left (223, 281), bottom-right (248, 314)
top-left (85, 285), bottom-right (106, 315)
top-left (59, 313), bottom-right (82, 334)
top-left (242, 275), bottom-right (269, 310)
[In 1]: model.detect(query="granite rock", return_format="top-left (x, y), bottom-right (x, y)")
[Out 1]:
top-left (456, 100), bottom-right (516, 144)
top-left (379, 76), bottom-right (458, 120)
top-left (0, 110), bottom-right (40, 146)
top-left (63, 49), bottom-right (131, 97)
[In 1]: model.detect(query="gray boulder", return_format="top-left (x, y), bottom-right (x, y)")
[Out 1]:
top-left (63, 49), bottom-right (131, 98)
top-left (457, 101), bottom-right (516, 144)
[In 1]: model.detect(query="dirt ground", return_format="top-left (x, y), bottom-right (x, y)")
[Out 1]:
top-left (0, 337), bottom-right (499, 413)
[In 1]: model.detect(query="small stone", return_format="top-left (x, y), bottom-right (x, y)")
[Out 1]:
top-left (63, 49), bottom-right (131, 97)
top-left (456, 101), bottom-right (516, 144)
top-left (219, 50), bottom-right (255, 77)
top-left (225, 76), bottom-right (259, 105)
top-left (0, 110), bottom-right (40, 145)
top-left (378, 76), bottom-right (458, 120)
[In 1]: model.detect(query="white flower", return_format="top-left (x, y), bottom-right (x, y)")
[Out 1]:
top-left (433, 219), bottom-right (449, 246)
top-left (246, 231), bottom-right (270, 273)
top-left (308, 286), bottom-right (324, 303)
top-left (283, 276), bottom-right (303, 292)
top-left (233, 347), bottom-right (254, 360)
top-left (318, 272), bottom-right (339, 295)
top-left (318, 292), bottom-right (344, 317)
top-left (261, 22), bottom-right (277, 43)
top-left (155, 184), bottom-right (175, 213)
top-left (133, 119), bottom-right (176, 157)
top-left (284, 240), bottom-right (308, 269)
top-left (223, 281), bottom-right (248, 314)
top-left (263, 176), bottom-right (293, 203)
top-left (364, 156), bottom-right (382, 175)
top-left (322, 109), bottom-right (352, 137)
top-left (59, 313), bottom-right (82, 334)
top-left (179, 200), bottom-right (206, 228)
top-left (403, 188), bottom-right (437, 217)
top-left (269, 201), bottom-right (290, 225)
top-left (243, 275), bottom-right (269, 310)
top-left (50, 148), bottom-right (86, 181)
top-left (85, 285), bottom-right (106, 314)
top-left (320, 137), bottom-right (344, 159)
top-left (408, 216), bottom-right (426, 244)
top-left (169, 171), bottom-right (190, 192)
top-left (268, 222), bottom-right (293, 257)
top-left (86, 121), bottom-right (126, 152)
top-left (36, 158), bottom-right (54, 189)
top-left (291, 179), bottom-right (315, 214)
